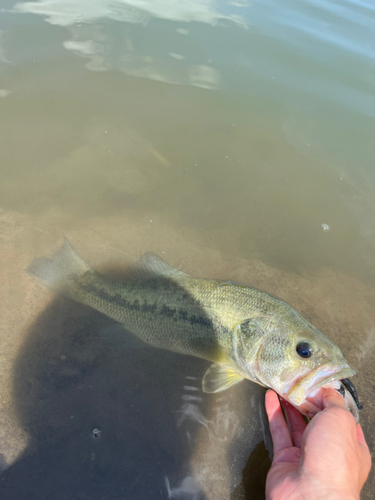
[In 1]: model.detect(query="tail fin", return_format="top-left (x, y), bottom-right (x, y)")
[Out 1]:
top-left (27, 238), bottom-right (92, 299)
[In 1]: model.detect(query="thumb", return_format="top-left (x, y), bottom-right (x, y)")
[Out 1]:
top-left (321, 388), bottom-right (347, 410)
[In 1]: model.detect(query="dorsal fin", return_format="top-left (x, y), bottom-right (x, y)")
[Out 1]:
top-left (126, 252), bottom-right (188, 281)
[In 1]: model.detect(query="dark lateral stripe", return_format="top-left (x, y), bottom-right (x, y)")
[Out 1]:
top-left (160, 305), bottom-right (176, 317)
top-left (141, 302), bottom-right (157, 314)
top-left (189, 315), bottom-right (212, 327)
top-left (80, 283), bottom-right (147, 312)
top-left (79, 282), bottom-right (213, 328)
top-left (178, 310), bottom-right (188, 321)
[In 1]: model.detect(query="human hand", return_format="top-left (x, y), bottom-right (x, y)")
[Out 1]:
top-left (265, 389), bottom-right (371, 500)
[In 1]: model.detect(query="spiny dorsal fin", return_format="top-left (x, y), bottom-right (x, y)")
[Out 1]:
top-left (126, 252), bottom-right (188, 281)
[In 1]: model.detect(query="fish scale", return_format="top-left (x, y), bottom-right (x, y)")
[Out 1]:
top-left (27, 238), bottom-right (360, 422)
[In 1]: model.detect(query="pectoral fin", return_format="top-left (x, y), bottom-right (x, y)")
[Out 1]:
top-left (202, 363), bottom-right (244, 393)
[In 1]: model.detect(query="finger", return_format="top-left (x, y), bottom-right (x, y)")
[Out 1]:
top-left (265, 390), bottom-right (292, 455)
top-left (322, 388), bottom-right (347, 410)
top-left (356, 425), bottom-right (372, 479)
top-left (281, 399), bottom-right (306, 448)
top-left (356, 424), bottom-right (369, 448)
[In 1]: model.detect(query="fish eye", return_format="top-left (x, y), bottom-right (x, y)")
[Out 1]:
top-left (296, 341), bottom-right (312, 358)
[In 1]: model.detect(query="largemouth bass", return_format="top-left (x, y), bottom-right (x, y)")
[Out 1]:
top-left (27, 239), bottom-right (362, 421)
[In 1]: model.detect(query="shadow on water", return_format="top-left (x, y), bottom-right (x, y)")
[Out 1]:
top-left (0, 263), bottom-right (271, 500)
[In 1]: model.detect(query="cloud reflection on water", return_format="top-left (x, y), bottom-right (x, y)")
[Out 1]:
top-left (13, 0), bottom-right (248, 88)
top-left (14, 0), bottom-right (248, 27)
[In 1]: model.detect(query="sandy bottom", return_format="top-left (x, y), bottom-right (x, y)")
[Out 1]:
top-left (0, 207), bottom-right (374, 500)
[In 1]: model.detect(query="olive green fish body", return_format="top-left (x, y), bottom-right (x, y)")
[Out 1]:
top-left (71, 271), bottom-right (235, 361)
top-left (27, 239), bottom-right (360, 421)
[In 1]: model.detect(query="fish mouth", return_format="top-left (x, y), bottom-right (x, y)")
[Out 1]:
top-left (337, 378), bottom-right (362, 423)
top-left (341, 378), bottom-right (362, 411)
top-left (287, 364), bottom-right (356, 409)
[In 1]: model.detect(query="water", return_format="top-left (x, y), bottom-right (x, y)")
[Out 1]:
top-left (0, 0), bottom-right (374, 498)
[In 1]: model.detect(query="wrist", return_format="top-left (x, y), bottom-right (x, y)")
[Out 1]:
top-left (324, 494), bottom-right (358, 500)
top-left (289, 491), bottom-right (359, 500)
top-left (296, 476), bottom-right (360, 500)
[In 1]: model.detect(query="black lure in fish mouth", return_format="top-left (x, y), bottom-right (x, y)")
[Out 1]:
top-left (337, 378), bottom-right (363, 411)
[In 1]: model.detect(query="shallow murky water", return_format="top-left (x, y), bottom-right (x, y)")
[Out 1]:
top-left (0, 0), bottom-right (374, 498)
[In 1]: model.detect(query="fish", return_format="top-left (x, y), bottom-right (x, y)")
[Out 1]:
top-left (27, 238), bottom-right (362, 422)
